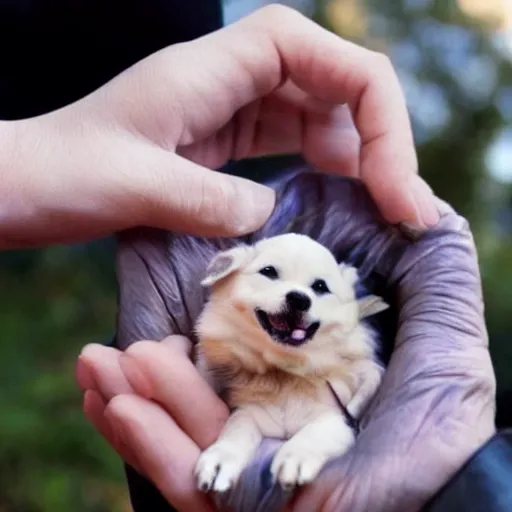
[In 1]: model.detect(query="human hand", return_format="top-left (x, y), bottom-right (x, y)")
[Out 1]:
top-left (76, 336), bottom-right (228, 511)
top-left (77, 170), bottom-right (495, 512)
top-left (1, 5), bottom-right (438, 249)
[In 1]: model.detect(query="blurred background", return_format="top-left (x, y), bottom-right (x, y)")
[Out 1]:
top-left (1, 0), bottom-right (511, 510)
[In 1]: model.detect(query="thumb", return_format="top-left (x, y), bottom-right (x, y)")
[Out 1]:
top-left (134, 152), bottom-right (276, 237)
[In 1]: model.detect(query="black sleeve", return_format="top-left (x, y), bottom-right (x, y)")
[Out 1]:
top-left (0, 0), bottom-right (222, 119)
top-left (424, 429), bottom-right (512, 512)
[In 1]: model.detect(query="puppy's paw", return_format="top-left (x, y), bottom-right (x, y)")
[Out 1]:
top-left (195, 444), bottom-right (247, 493)
top-left (270, 440), bottom-right (330, 491)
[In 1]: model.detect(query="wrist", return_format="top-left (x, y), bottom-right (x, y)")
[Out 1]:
top-left (0, 119), bottom-right (36, 250)
top-left (0, 119), bottom-right (18, 172)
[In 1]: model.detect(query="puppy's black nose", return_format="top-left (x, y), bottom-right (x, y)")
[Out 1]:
top-left (286, 291), bottom-right (311, 312)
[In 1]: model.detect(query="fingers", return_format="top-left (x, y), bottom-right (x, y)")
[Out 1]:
top-left (129, 147), bottom-right (276, 237)
top-left (129, 4), bottom-right (436, 228)
top-left (7, 111), bottom-right (276, 246)
top-left (77, 337), bottom-right (224, 511)
top-left (120, 340), bottom-right (229, 448)
top-left (239, 6), bottom-right (437, 227)
top-left (244, 82), bottom-right (362, 177)
top-left (83, 390), bottom-right (144, 474)
top-left (105, 394), bottom-right (216, 512)
top-left (77, 337), bottom-right (229, 448)
top-left (76, 336), bottom-right (190, 397)
top-left (77, 344), bottom-right (133, 399)
top-left (301, 104), bottom-right (361, 179)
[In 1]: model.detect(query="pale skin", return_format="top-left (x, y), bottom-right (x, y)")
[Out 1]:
top-left (0, 3), bottom-right (459, 511)
top-left (0, 5), bottom-right (439, 250)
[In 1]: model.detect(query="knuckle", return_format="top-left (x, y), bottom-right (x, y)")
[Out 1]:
top-left (106, 394), bottom-right (134, 419)
top-left (125, 338), bottom-right (190, 369)
top-left (369, 51), bottom-right (394, 75)
top-left (254, 3), bottom-right (304, 26)
top-left (80, 343), bottom-right (111, 364)
top-left (124, 340), bottom-right (158, 362)
top-left (105, 395), bottom-right (146, 433)
top-left (162, 335), bottom-right (193, 356)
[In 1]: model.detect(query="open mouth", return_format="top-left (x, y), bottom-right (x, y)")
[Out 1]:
top-left (255, 308), bottom-right (320, 347)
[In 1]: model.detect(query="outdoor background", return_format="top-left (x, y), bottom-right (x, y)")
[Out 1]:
top-left (1, 0), bottom-right (511, 510)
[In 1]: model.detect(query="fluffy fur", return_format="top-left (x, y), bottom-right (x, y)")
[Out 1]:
top-left (194, 233), bottom-right (388, 493)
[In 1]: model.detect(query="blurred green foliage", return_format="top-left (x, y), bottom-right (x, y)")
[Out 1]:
top-left (316, 0), bottom-right (512, 385)
top-left (1, 0), bottom-right (512, 511)
top-left (0, 243), bottom-right (128, 511)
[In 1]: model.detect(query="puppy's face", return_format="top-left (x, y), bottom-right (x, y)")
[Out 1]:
top-left (200, 234), bottom-right (387, 350)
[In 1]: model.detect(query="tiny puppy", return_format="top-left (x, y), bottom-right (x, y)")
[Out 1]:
top-left (194, 233), bottom-right (388, 493)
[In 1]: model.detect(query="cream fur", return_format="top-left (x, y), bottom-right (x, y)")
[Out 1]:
top-left (194, 233), bottom-right (387, 492)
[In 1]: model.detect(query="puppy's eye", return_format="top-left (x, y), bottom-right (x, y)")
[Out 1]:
top-left (258, 266), bottom-right (279, 280)
top-left (312, 279), bottom-right (330, 295)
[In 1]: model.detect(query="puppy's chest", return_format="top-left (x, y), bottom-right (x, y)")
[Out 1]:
top-left (228, 374), bottom-right (341, 438)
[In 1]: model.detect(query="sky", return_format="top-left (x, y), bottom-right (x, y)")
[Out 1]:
top-left (489, 28), bottom-right (512, 183)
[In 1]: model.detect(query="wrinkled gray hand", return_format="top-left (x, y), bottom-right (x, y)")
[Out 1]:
top-left (116, 169), bottom-right (496, 512)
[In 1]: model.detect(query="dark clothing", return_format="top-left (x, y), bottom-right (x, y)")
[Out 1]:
top-left (0, 1), bottom-right (509, 510)
top-left (426, 430), bottom-right (512, 512)
top-left (0, 0), bottom-right (222, 119)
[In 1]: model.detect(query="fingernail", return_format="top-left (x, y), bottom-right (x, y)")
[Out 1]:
top-left (119, 353), bottom-right (152, 399)
top-left (235, 182), bottom-right (276, 235)
top-left (411, 176), bottom-right (439, 228)
top-left (76, 358), bottom-right (96, 391)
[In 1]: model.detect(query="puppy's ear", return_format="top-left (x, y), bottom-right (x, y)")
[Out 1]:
top-left (201, 245), bottom-right (253, 287)
top-left (338, 262), bottom-right (359, 287)
top-left (358, 295), bottom-right (389, 319)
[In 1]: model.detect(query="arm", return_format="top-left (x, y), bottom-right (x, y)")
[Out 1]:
top-left (0, 120), bottom-right (23, 249)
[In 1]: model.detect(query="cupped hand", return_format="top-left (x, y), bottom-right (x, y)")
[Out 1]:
top-left (76, 169), bottom-right (495, 512)
top-left (77, 271), bottom-right (495, 512)
top-left (76, 335), bottom-right (228, 511)
top-left (76, 170), bottom-right (495, 512)
top-left (2, 4), bottom-right (438, 249)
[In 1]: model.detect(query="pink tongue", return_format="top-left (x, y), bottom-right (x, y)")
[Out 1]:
top-left (291, 329), bottom-right (307, 341)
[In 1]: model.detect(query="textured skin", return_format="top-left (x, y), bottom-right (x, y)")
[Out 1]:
top-left (115, 168), bottom-right (496, 512)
